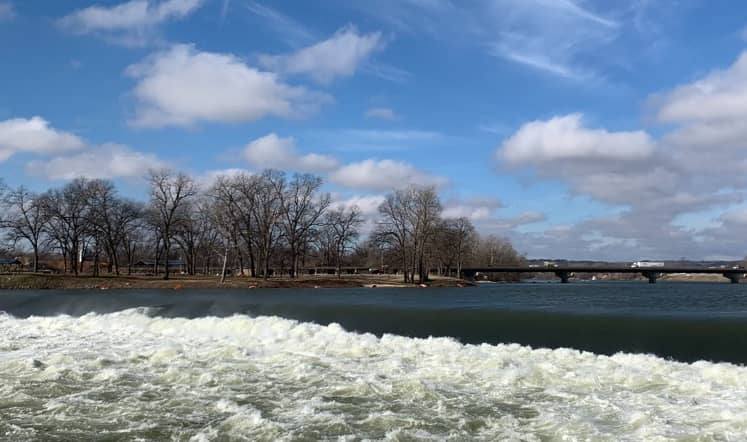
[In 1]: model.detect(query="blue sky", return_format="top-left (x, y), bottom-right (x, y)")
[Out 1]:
top-left (2, 0), bottom-right (747, 260)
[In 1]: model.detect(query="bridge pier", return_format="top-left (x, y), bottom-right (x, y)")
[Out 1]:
top-left (554, 271), bottom-right (570, 283)
top-left (462, 270), bottom-right (477, 282)
top-left (724, 273), bottom-right (742, 284)
top-left (641, 271), bottom-right (661, 284)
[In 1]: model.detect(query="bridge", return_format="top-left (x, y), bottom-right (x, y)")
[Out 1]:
top-left (461, 266), bottom-right (747, 284)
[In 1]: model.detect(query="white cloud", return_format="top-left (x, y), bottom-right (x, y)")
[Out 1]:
top-left (654, 51), bottom-right (747, 190)
top-left (330, 194), bottom-right (386, 217)
top-left (329, 159), bottom-right (447, 191)
top-left (493, 50), bottom-right (747, 260)
top-left (126, 44), bottom-right (330, 127)
top-left (489, 211), bottom-right (547, 230)
top-left (501, 113), bottom-right (655, 164)
top-left (27, 143), bottom-right (167, 180)
top-left (58, 0), bottom-right (205, 46)
top-left (259, 25), bottom-right (384, 84)
top-left (243, 133), bottom-right (338, 173)
top-left (0, 117), bottom-right (85, 162)
top-left (196, 168), bottom-right (253, 188)
top-left (443, 196), bottom-right (504, 221)
top-left (655, 52), bottom-right (747, 124)
top-left (0, 2), bottom-right (15, 21)
top-left (365, 107), bottom-right (399, 120)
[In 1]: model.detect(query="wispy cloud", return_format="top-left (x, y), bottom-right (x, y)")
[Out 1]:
top-left (58, 0), bottom-right (206, 47)
top-left (219, 0), bottom-right (230, 25)
top-left (361, 62), bottom-right (412, 83)
top-left (352, 0), bottom-right (622, 82)
top-left (259, 25), bottom-right (385, 84)
top-left (365, 107), bottom-right (399, 121)
top-left (314, 128), bottom-right (445, 153)
top-left (0, 1), bottom-right (15, 21)
top-left (244, 1), bottom-right (316, 47)
top-left (486, 0), bottom-right (618, 80)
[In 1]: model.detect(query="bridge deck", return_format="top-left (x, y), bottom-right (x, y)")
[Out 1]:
top-left (462, 266), bottom-right (746, 274)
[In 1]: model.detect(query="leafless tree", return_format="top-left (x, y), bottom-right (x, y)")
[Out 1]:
top-left (435, 217), bottom-right (477, 276)
top-left (1, 186), bottom-right (48, 272)
top-left (121, 213), bottom-right (146, 275)
top-left (147, 169), bottom-right (197, 280)
top-left (209, 173), bottom-right (258, 276)
top-left (251, 170), bottom-right (285, 279)
top-left (87, 180), bottom-right (142, 275)
top-left (40, 178), bottom-right (93, 275)
top-left (0, 169), bottom-right (522, 281)
top-left (324, 206), bottom-right (363, 277)
top-left (410, 186), bottom-right (442, 283)
top-left (276, 173), bottom-right (331, 278)
top-left (375, 188), bottom-right (415, 283)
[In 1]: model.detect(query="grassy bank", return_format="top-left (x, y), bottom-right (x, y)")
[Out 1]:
top-left (0, 273), bottom-right (473, 290)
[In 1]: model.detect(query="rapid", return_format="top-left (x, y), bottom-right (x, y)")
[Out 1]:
top-left (2, 284), bottom-right (747, 440)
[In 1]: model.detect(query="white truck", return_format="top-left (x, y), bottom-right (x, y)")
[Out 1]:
top-left (630, 261), bottom-right (665, 268)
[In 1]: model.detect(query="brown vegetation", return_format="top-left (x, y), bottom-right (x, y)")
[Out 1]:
top-left (0, 273), bottom-right (473, 290)
top-left (0, 169), bottom-right (524, 286)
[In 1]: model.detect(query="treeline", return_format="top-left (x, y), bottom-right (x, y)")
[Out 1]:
top-left (0, 170), bottom-right (523, 282)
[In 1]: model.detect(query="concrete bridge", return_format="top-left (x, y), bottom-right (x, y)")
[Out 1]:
top-left (461, 266), bottom-right (747, 284)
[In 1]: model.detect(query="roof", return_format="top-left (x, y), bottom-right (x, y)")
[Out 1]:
top-left (0, 258), bottom-right (22, 265)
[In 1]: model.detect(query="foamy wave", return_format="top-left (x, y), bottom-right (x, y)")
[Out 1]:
top-left (1, 310), bottom-right (746, 440)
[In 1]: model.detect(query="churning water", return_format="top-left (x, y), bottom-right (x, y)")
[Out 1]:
top-left (2, 283), bottom-right (747, 440)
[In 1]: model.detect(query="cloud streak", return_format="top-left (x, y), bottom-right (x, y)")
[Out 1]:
top-left (58, 0), bottom-right (205, 46)
top-left (259, 25), bottom-right (385, 84)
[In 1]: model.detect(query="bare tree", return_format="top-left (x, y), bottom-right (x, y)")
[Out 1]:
top-left (375, 189), bottom-right (415, 283)
top-left (251, 170), bottom-right (285, 279)
top-left (325, 206), bottom-right (363, 277)
top-left (210, 174), bottom-right (258, 276)
top-left (1, 186), bottom-right (48, 272)
top-left (87, 180), bottom-right (142, 275)
top-left (147, 169), bottom-right (197, 280)
top-left (40, 178), bottom-right (93, 275)
top-left (435, 217), bottom-right (477, 276)
top-left (276, 173), bottom-right (331, 278)
top-left (410, 186), bottom-right (442, 283)
top-left (121, 212), bottom-right (146, 275)
top-left (206, 192), bottom-right (238, 283)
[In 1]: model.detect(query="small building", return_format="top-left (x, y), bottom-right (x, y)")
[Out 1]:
top-left (0, 258), bottom-right (23, 272)
top-left (133, 259), bottom-right (187, 274)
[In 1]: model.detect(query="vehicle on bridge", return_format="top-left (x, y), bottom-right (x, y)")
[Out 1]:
top-left (630, 261), bottom-right (665, 268)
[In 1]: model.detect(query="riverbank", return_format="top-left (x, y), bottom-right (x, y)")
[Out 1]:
top-left (0, 273), bottom-right (473, 290)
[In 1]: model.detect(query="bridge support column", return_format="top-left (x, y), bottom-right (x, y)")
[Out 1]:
top-left (641, 271), bottom-right (660, 284)
top-left (462, 270), bottom-right (476, 282)
top-left (724, 273), bottom-right (742, 284)
top-left (554, 271), bottom-right (570, 283)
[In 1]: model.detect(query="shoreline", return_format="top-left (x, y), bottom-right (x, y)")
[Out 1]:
top-left (0, 274), bottom-right (474, 290)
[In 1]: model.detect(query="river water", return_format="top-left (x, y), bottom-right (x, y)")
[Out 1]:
top-left (1, 282), bottom-right (747, 440)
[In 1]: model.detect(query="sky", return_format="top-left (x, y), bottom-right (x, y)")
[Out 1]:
top-left (2, 0), bottom-right (747, 261)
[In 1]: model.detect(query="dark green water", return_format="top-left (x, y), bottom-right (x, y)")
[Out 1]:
top-left (3, 282), bottom-right (747, 440)
top-left (2, 281), bottom-right (746, 363)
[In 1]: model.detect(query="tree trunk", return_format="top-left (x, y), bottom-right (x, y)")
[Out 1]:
top-left (32, 247), bottom-right (39, 273)
top-left (220, 242), bottom-right (229, 284)
top-left (248, 246), bottom-right (256, 277)
top-left (163, 242), bottom-right (171, 280)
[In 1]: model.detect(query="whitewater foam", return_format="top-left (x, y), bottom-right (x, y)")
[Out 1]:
top-left (1, 309), bottom-right (746, 440)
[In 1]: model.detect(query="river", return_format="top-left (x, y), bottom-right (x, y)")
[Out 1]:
top-left (1, 282), bottom-right (746, 440)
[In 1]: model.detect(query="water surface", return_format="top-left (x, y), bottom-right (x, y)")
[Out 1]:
top-left (2, 282), bottom-right (747, 440)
